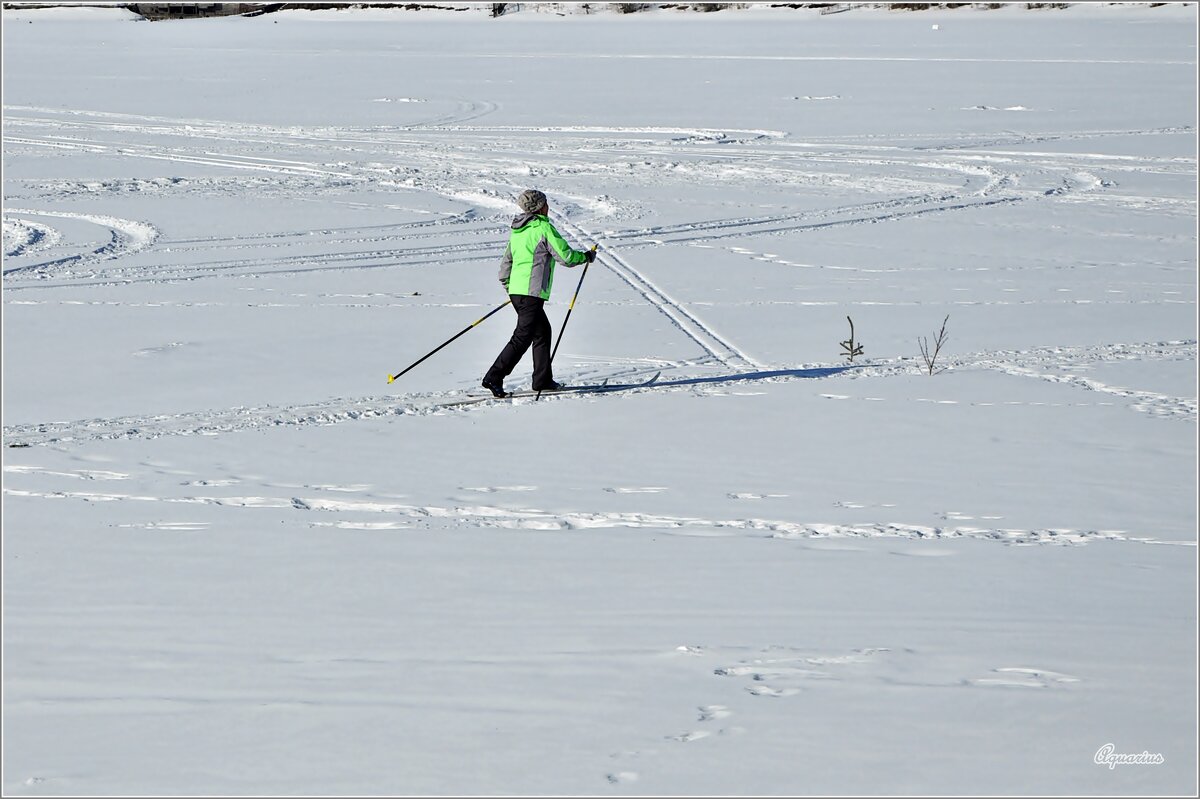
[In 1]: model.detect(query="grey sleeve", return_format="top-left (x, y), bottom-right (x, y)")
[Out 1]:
top-left (498, 243), bottom-right (513, 290)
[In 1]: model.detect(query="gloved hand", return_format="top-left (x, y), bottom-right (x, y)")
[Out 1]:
top-left (584, 248), bottom-right (597, 263)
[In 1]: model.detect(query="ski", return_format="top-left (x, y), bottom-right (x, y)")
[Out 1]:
top-left (441, 371), bottom-right (662, 408)
top-left (506, 371), bottom-right (662, 399)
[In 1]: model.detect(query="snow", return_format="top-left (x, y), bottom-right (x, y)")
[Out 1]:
top-left (2, 3), bottom-right (1196, 796)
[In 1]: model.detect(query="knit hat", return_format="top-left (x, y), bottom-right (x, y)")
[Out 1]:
top-left (517, 189), bottom-right (547, 214)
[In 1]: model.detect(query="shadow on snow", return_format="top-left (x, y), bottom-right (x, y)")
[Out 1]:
top-left (595, 365), bottom-right (858, 392)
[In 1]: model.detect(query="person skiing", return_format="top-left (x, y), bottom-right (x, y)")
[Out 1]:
top-left (482, 189), bottom-right (597, 398)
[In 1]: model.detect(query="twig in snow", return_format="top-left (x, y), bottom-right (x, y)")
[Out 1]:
top-left (840, 315), bottom-right (864, 362)
top-left (918, 314), bottom-right (951, 376)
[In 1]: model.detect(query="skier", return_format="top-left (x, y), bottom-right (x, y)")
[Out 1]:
top-left (482, 189), bottom-right (597, 398)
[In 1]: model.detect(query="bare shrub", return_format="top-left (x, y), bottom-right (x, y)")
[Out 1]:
top-left (918, 315), bottom-right (951, 375)
top-left (840, 316), bottom-right (864, 362)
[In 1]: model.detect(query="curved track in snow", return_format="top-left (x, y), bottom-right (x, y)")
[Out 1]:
top-left (2, 208), bottom-right (159, 277)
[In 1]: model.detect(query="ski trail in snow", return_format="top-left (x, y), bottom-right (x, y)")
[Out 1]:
top-left (0, 366), bottom-right (838, 448)
top-left (2, 209), bottom-right (158, 276)
top-left (2, 482), bottom-right (1190, 548)
top-left (456, 52), bottom-right (1195, 67)
top-left (5, 135), bottom-right (360, 180)
top-left (3, 216), bottom-right (62, 257)
top-left (5, 105), bottom-right (1169, 288)
top-left (620, 195), bottom-right (1022, 247)
top-left (4, 341), bottom-right (1192, 450)
top-left (552, 213), bottom-right (761, 370)
top-left (599, 193), bottom-right (961, 243)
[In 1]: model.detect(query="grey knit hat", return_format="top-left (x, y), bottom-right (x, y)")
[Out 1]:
top-left (517, 189), bottom-right (547, 214)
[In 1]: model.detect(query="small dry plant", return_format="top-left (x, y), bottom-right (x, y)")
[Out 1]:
top-left (918, 314), bottom-right (951, 375)
top-left (840, 315), bottom-right (865, 362)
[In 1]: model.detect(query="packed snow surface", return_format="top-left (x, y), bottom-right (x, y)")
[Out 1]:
top-left (2, 3), bottom-right (1196, 796)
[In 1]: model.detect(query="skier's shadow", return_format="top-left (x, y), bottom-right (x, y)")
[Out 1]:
top-left (648, 365), bottom-right (858, 389)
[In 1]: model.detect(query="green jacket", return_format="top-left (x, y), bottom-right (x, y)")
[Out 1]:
top-left (499, 212), bottom-right (588, 299)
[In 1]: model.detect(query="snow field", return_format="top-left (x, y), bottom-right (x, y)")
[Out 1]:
top-left (2, 4), bottom-right (1196, 795)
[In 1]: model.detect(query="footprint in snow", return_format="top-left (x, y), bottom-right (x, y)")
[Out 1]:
top-left (746, 685), bottom-right (801, 698)
top-left (698, 704), bottom-right (732, 722)
top-left (605, 771), bottom-right (639, 784)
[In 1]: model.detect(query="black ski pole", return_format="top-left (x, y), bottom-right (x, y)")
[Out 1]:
top-left (537, 246), bottom-right (596, 401)
top-left (387, 299), bottom-right (512, 384)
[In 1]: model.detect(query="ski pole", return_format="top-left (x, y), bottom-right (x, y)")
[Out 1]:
top-left (537, 245), bottom-right (597, 401)
top-left (387, 299), bottom-right (512, 384)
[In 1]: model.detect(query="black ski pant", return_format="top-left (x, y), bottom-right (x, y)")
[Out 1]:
top-left (485, 294), bottom-right (554, 390)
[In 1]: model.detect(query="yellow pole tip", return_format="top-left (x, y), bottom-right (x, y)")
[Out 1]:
top-left (387, 375), bottom-right (395, 384)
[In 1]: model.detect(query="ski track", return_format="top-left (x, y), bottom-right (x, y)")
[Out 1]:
top-left (3, 216), bottom-right (62, 257)
top-left (3, 110), bottom-right (1194, 457)
top-left (455, 52), bottom-right (1194, 66)
top-left (1, 209), bottom-right (159, 277)
top-left (1, 479), bottom-right (1191, 549)
top-left (3, 341), bottom-right (1193, 450)
top-left (552, 212), bottom-right (761, 370)
top-left (3, 107), bottom-right (1188, 302)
